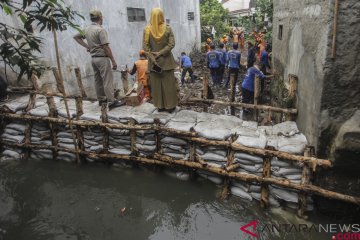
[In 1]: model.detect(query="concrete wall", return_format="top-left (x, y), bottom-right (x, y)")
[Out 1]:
top-left (319, 1), bottom-right (360, 160)
top-left (272, 0), bottom-right (360, 163)
top-left (0, 0), bottom-right (201, 97)
top-left (272, 0), bottom-right (332, 149)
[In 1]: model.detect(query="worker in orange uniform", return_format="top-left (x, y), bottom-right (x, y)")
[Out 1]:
top-left (129, 50), bottom-right (150, 100)
top-left (220, 35), bottom-right (229, 50)
top-left (205, 38), bottom-right (213, 52)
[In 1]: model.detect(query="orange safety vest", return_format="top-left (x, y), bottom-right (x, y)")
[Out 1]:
top-left (135, 59), bottom-right (150, 98)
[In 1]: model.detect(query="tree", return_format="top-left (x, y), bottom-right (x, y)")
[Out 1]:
top-left (0, 0), bottom-right (83, 81)
top-left (200, 0), bottom-right (230, 41)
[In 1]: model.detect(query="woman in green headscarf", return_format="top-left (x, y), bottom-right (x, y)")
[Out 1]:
top-left (143, 8), bottom-right (178, 112)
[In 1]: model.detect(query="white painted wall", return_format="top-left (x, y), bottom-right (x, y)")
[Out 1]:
top-left (0, 0), bottom-right (201, 97)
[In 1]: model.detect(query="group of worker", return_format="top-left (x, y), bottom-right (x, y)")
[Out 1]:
top-left (74, 8), bottom-right (179, 112)
top-left (205, 37), bottom-right (272, 106)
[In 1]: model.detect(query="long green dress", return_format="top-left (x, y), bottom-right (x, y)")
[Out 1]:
top-left (143, 25), bottom-right (179, 110)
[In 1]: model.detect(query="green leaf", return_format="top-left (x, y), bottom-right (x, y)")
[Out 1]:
top-left (3, 4), bottom-right (13, 15)
top-left (19, 14), bottom-right (28, 24)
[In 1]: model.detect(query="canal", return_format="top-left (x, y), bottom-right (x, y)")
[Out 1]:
top-left (0, 161), bottom-right (352, 240)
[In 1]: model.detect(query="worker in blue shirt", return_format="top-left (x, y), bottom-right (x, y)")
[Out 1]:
top-left (259, 44), bottom-right (271, 95)
top-left (217, 43), bottom-right (227, 85)
top-left (206, 44), bottom-right (221, 86)
top-left (242, 59), bottom-right (266, 105)
top-left (180, 52), bottom-right (195, 85)
top-left (225, 43), bottom-right (241, 88)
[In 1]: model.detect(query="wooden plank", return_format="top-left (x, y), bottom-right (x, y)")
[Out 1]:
top-left (75, 68), bottom-right (87, 98)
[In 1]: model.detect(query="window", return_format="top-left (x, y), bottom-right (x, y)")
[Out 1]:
top-left (278, 25), bottom-right (283, 40)
top-left (188, 12), bottom-right (195, 21)
top-left (127, 8), bottom-right (146, 22)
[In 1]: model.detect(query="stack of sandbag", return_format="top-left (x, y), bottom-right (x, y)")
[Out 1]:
top-left (231, 121), bottom-right (266, 177)
top-left (55, 98), bottom-right (78, 162)
top-left (268, 121), bottom-right (313, 210)
top-left (230, 121), bottom-right (269, 201)
top-left (0, 95), bottom-right (32, 113)
top-left (195, 113), bottom-right (243, 184)
top-left (134, 106), bottom-right (178, 157)
top-left (0, 121), bottom-right (25, 161)
top-left (159, 109), bottom-right (194, 181)
top-left (27, 96), bottom-right (56, 161)
top-left (161, 110), bottom-right (196, 160)
top-left (107, 103), bottom-right (157, 156)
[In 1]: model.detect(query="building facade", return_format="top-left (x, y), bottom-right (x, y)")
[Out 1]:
top-left (0, 0), bottom-right (201, 97)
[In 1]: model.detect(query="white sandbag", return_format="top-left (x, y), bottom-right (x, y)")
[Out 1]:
top-left (109, 148), bottom-right (131, 155)
top-left (250, 192), bottom-right (261, 201)
top-left (270, 186), bottom-right (298, 203)
top-left (235, 134), bottom-right (267, 149)
top-left (258, 126), bottom-right (273, 135)
top-left (231, 126), bottom-right (260, 137)
top-left (271, 157), bottom-right (292, 167)
top-left (163, 148), bottom-right (186, 154)
top-left (200, 152), bottom-right (226, 162)
top-left (240, 164), bottom-right (263, 173)
top-left (1, 134), bottom-right (24, 143)
top-left (166, 121), bottom-right (194, 131)
top-left (164, 152), bottom-right (186, 159)
top-left (241, 121), bottom-right (258, 129)
top-left (231, 187), bottom-right (253, 201)
top-left (234, 159), bottom-right (255, 165)
top-left (198, 172), bottom-right (223, 185)
top-left (136, 144), bottom-right (156, 152)
top-left (284, 174), bottom-right (302, 181)
top-left (161, 137), bottom-right (187, 145)
top-left (2, 149), bottom-right (21, 159)
top-left (231, 181), bottom-right (249, 192)
top-left (6, 123), bottom-right (26, 132)
top-left (163, 144), bottom-right (185, 152)
top-left (234, 153), bottom-right (263, 163)
top-left (248, 185), bottom-right (261, 193)
top-left (272, 121), bottom-right (299, 136)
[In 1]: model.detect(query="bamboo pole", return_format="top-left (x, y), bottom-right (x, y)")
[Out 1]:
top-left (221, 134), bottom-right (236, 200)
top-left (52, 29), bottom-right (80, 164)
top-left (230, 73), bottom-right (236, 116)
top-left (331, 0), bottom-right (339, 59)
top-left (154, 118), bottom-right (161, 153)
top-left (46, 96), bottom-right (59, 160)
top-left (30, 72), bottom-right (40, 92)
top-left (129, 119), bottom-right (137, 155)
top-left (0, 112), bottom-right (332, 167)
top-left (298, 147), bottom-right (313, 218)
top-left (24, 94), bottom-right (36, 161)
top-left (254, 76), bottom-right (260, 121)
top-left (1, 140), bottom-right (359, 205)
top-left (121, 68), bottom-right (129, 94)
top-left (183, 98), bottom-right (298, 115)
top-left (75, 97), bottom-right (85, 164)
top-left (260, 146), bottom-right (273, 208)
top-left (203, 74), bottom-right (209, 112)
top-left (101, 103), bottom-right (109, 152)
top-left (74, 68), bottom-right (87, 98)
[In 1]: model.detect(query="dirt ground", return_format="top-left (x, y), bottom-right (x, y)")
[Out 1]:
top-left (176, 49), bottom-right (273, 123)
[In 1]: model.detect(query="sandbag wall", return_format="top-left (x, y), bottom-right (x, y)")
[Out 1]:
top-left (0, 95), bottom-right (313, 211)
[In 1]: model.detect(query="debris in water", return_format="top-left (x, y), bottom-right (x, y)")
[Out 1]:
top-left (120, 207), bottom-right (126, 214)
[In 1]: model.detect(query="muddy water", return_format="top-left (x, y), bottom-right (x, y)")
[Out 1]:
top-left (0, 161), bottom-right (350, 240)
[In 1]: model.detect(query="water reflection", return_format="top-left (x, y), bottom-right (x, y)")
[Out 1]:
top-left (0, 161), bottom-right (345, 240)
